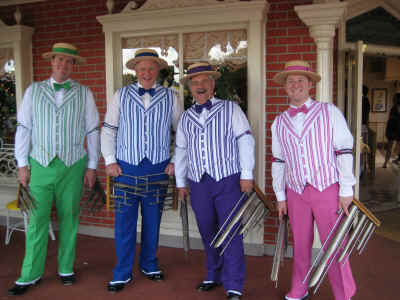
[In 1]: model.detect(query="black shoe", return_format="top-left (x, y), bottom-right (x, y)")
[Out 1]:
top-left (227, 292), bottom-right (242, 300)
top-left (107, 278), bottom-right (132, 293)
top-left (8, 279), bottom-right (41, 296)
top-left (60, 274), bottom-right (76, 286)
top-left (197, 281), bottom-right (222, 292)
top-left (141, 270), bottom-right (164, 282)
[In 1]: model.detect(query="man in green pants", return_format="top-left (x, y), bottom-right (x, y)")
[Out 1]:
top-left (8, 42), bottom-right (100, 296)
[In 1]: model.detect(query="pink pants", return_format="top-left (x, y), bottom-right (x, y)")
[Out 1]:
top-left (286, 183), bottom-right (356, 300)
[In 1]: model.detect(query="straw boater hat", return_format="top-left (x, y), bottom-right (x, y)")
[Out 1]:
top-left (42, 43), bottom-right (86, 64)
top-left (126, 48), bottom-right (168, 70)
top-left (180, 62), bottom-right (221, 84)
top-left (273, 60), bottom-right (321, 85)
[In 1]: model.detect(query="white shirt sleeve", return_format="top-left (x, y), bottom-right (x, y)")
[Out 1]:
top-left (85, 88), bottom-right (100, 170)
top-left (330, 104), bottom-right (356, 197)
top-left (232, 103), bottom-right (255, 180)
top-left (174, 117), bottom-right (188, 188)
top-left (14, 85), bottom-right (33, 168)
top-left (271, 118), bottom-right (287, 201)
top-left (100, 90), bottom-right (120, 166)
top-left (169, 89), bottom-right (184, 164)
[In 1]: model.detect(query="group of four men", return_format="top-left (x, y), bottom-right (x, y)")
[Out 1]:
top-left (8, 42), bottom-right (356, 300)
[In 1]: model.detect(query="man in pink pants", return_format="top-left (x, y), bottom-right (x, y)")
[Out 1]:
top-left (271, 60), bottom-right (356, 300)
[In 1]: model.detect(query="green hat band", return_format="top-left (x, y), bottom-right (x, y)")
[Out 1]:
top-left (52, 47), bottom-right (79, 56)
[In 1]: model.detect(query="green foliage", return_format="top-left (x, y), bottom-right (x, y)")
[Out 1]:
top-left (0, 75), bottom-right (17, 142)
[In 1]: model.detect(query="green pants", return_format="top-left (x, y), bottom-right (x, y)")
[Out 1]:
top-left (17, 156), bottom-right (87, 284)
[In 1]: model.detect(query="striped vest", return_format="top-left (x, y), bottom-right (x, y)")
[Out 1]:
top-left (116, 84), bottom-right (174, 165)
top-left (180, 99), bottom-right (240, 182)
top-left (275, 101), bottom-right (339, 194)
top-left (30, 80), bottom-right (87, 167)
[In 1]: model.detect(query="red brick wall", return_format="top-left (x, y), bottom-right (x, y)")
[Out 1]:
top-left (264, 0), bottom-right (316, 245)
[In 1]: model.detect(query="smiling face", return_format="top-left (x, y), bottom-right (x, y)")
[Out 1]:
top-left (135, 60), bottom-right (160, 89)
top-left (51, 54), bottom-right (75, 83)
top-left (188, 74), bottom-right (215, 105)
top-left (284, 74), bottom-right (313, 107)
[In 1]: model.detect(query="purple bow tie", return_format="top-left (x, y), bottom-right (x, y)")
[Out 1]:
top-left (288, 104), bottom-right (308, 117)
top-left (195, 100), bottom-right (212, 114)
top-left (138, 87), bottom-right (155, 97)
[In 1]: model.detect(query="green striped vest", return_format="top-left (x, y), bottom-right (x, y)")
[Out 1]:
top-left (30, 79), bottom-right (87, 167)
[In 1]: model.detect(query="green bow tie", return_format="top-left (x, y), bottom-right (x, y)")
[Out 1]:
top-left (53, 81), bottom-right (71, 91)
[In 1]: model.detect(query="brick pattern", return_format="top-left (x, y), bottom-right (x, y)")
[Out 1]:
top-left (264, 0), bottom-right (316, 245)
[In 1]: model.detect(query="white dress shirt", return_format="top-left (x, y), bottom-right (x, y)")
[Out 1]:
top-left (15, 77), bottom-right (100, 169)
top-left (271, 98), bottom-right (355, 201)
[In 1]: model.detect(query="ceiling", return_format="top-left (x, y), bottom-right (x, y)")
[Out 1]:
top-left (346, 6), bottom-right (400, 47)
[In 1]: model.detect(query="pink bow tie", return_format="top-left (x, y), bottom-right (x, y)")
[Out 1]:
top-left (288, 105), bottom-right (308, 117)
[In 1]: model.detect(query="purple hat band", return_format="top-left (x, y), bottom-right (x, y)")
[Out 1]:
top-left (188, 65), bottom-right (214, 75)
top-left (135, 52), bottom-right (159, 58)
top-left (285, 65), bottom-right (312, 72)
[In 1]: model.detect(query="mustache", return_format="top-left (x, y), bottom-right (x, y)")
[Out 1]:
top-left (196, 88), bottom-right (207, 94)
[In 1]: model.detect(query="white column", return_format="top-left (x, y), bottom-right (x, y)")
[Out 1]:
top-left (295, 2), bottom-right (347, 103)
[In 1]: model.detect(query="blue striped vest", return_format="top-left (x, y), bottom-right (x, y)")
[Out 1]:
top-left (180, 99), bottom-right (240, 182)
top-left (30, 80), bottom-right (87, 167)
top-left (116, 84), bottom-right (174, 165)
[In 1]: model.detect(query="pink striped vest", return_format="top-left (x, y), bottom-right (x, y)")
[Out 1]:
top-left (275, 101), bottom-right (339, 194)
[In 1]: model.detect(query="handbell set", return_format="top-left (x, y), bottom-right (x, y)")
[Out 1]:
top-left (105, 173), bottom-right (176, 212)
top-left (210, 185), bottom-right (274, 256)
top-left (305, 198), bottom-right (381, 295)
top-left (270, 214), bottom-right (289, 288)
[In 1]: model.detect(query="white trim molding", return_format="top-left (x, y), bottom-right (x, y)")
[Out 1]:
top-left (295, 2), bottom-right (348, 103)
top-left (0, 24), bottom-right (34, 109)
top-left (97, 0), bottom-right (269, 254)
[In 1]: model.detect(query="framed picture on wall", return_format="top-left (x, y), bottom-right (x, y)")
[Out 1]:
top-left (372, 88), bottom-right (387, 112)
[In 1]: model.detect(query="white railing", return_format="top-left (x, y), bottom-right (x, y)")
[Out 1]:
top-left (0, 138), bottom-right (18, 186)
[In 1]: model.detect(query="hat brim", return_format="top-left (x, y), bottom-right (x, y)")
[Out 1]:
top-left (180, 70), bottom-right (221, 84)
top-left (42, 52), bottom-right (86, 64)
top-left (126, 56), bottom-right (168, 70)
top-left (273, 70), bottom-right (321, 85)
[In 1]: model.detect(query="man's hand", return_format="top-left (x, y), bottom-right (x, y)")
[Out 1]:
top-left (18, 166), bottom-right (30, 188)
top-left (177, 187), bottom-right (189, 203)
top-left (240, 179), bottom-right (253, 193)
top-left (164, 163), bottom-right (174, 176)
top-left (339, 196), bottom-right (353, 216)
top-left (84, 169), bottom-right (96, 189)
top-left (277, 201), bottom-right (287, 221)
top-left (105, 163), bottom-right (122, 177)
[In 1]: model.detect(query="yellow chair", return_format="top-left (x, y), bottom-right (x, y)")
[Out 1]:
top-left (5, 199), bottom-right (56, 245)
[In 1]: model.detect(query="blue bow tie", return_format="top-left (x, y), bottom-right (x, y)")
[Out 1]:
top-left (138, 87), bottom-right (155, 97)
top-left (195, 100), bottom-right (212, 114)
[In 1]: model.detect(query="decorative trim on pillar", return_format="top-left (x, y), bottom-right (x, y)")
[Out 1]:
top-left (295, 2), bottom-right (348, 102)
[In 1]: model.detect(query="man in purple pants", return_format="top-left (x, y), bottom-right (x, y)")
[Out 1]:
top-left (175, 62), bottom-right (255, 300)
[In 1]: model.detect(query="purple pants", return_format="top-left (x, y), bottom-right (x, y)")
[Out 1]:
top-left (287, 183), bottom-right (356, 300)
top-left (189, 173), bottom-right (245, 294)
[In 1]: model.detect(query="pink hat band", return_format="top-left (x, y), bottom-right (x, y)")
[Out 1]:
top-left (285, 65), bottom-right (312, 72)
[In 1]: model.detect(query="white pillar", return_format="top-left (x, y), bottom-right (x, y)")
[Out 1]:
top-left (295, 2), bottom-right (347, 103)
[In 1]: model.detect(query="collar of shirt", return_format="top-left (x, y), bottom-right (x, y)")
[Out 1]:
top-left (289, 98), bottom-right (312, 110)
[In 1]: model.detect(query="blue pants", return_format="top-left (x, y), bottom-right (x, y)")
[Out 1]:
top-left (112, 158), bottom-right (168, 282)
top-left (189, 173), bottom-right (245, 294)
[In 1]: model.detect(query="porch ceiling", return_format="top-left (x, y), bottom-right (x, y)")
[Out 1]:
top-left (346, 5), bottom-right (400, 47)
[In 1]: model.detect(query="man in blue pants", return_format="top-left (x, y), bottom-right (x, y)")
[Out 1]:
top-left (101, 49), bottom-right (183, 293)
